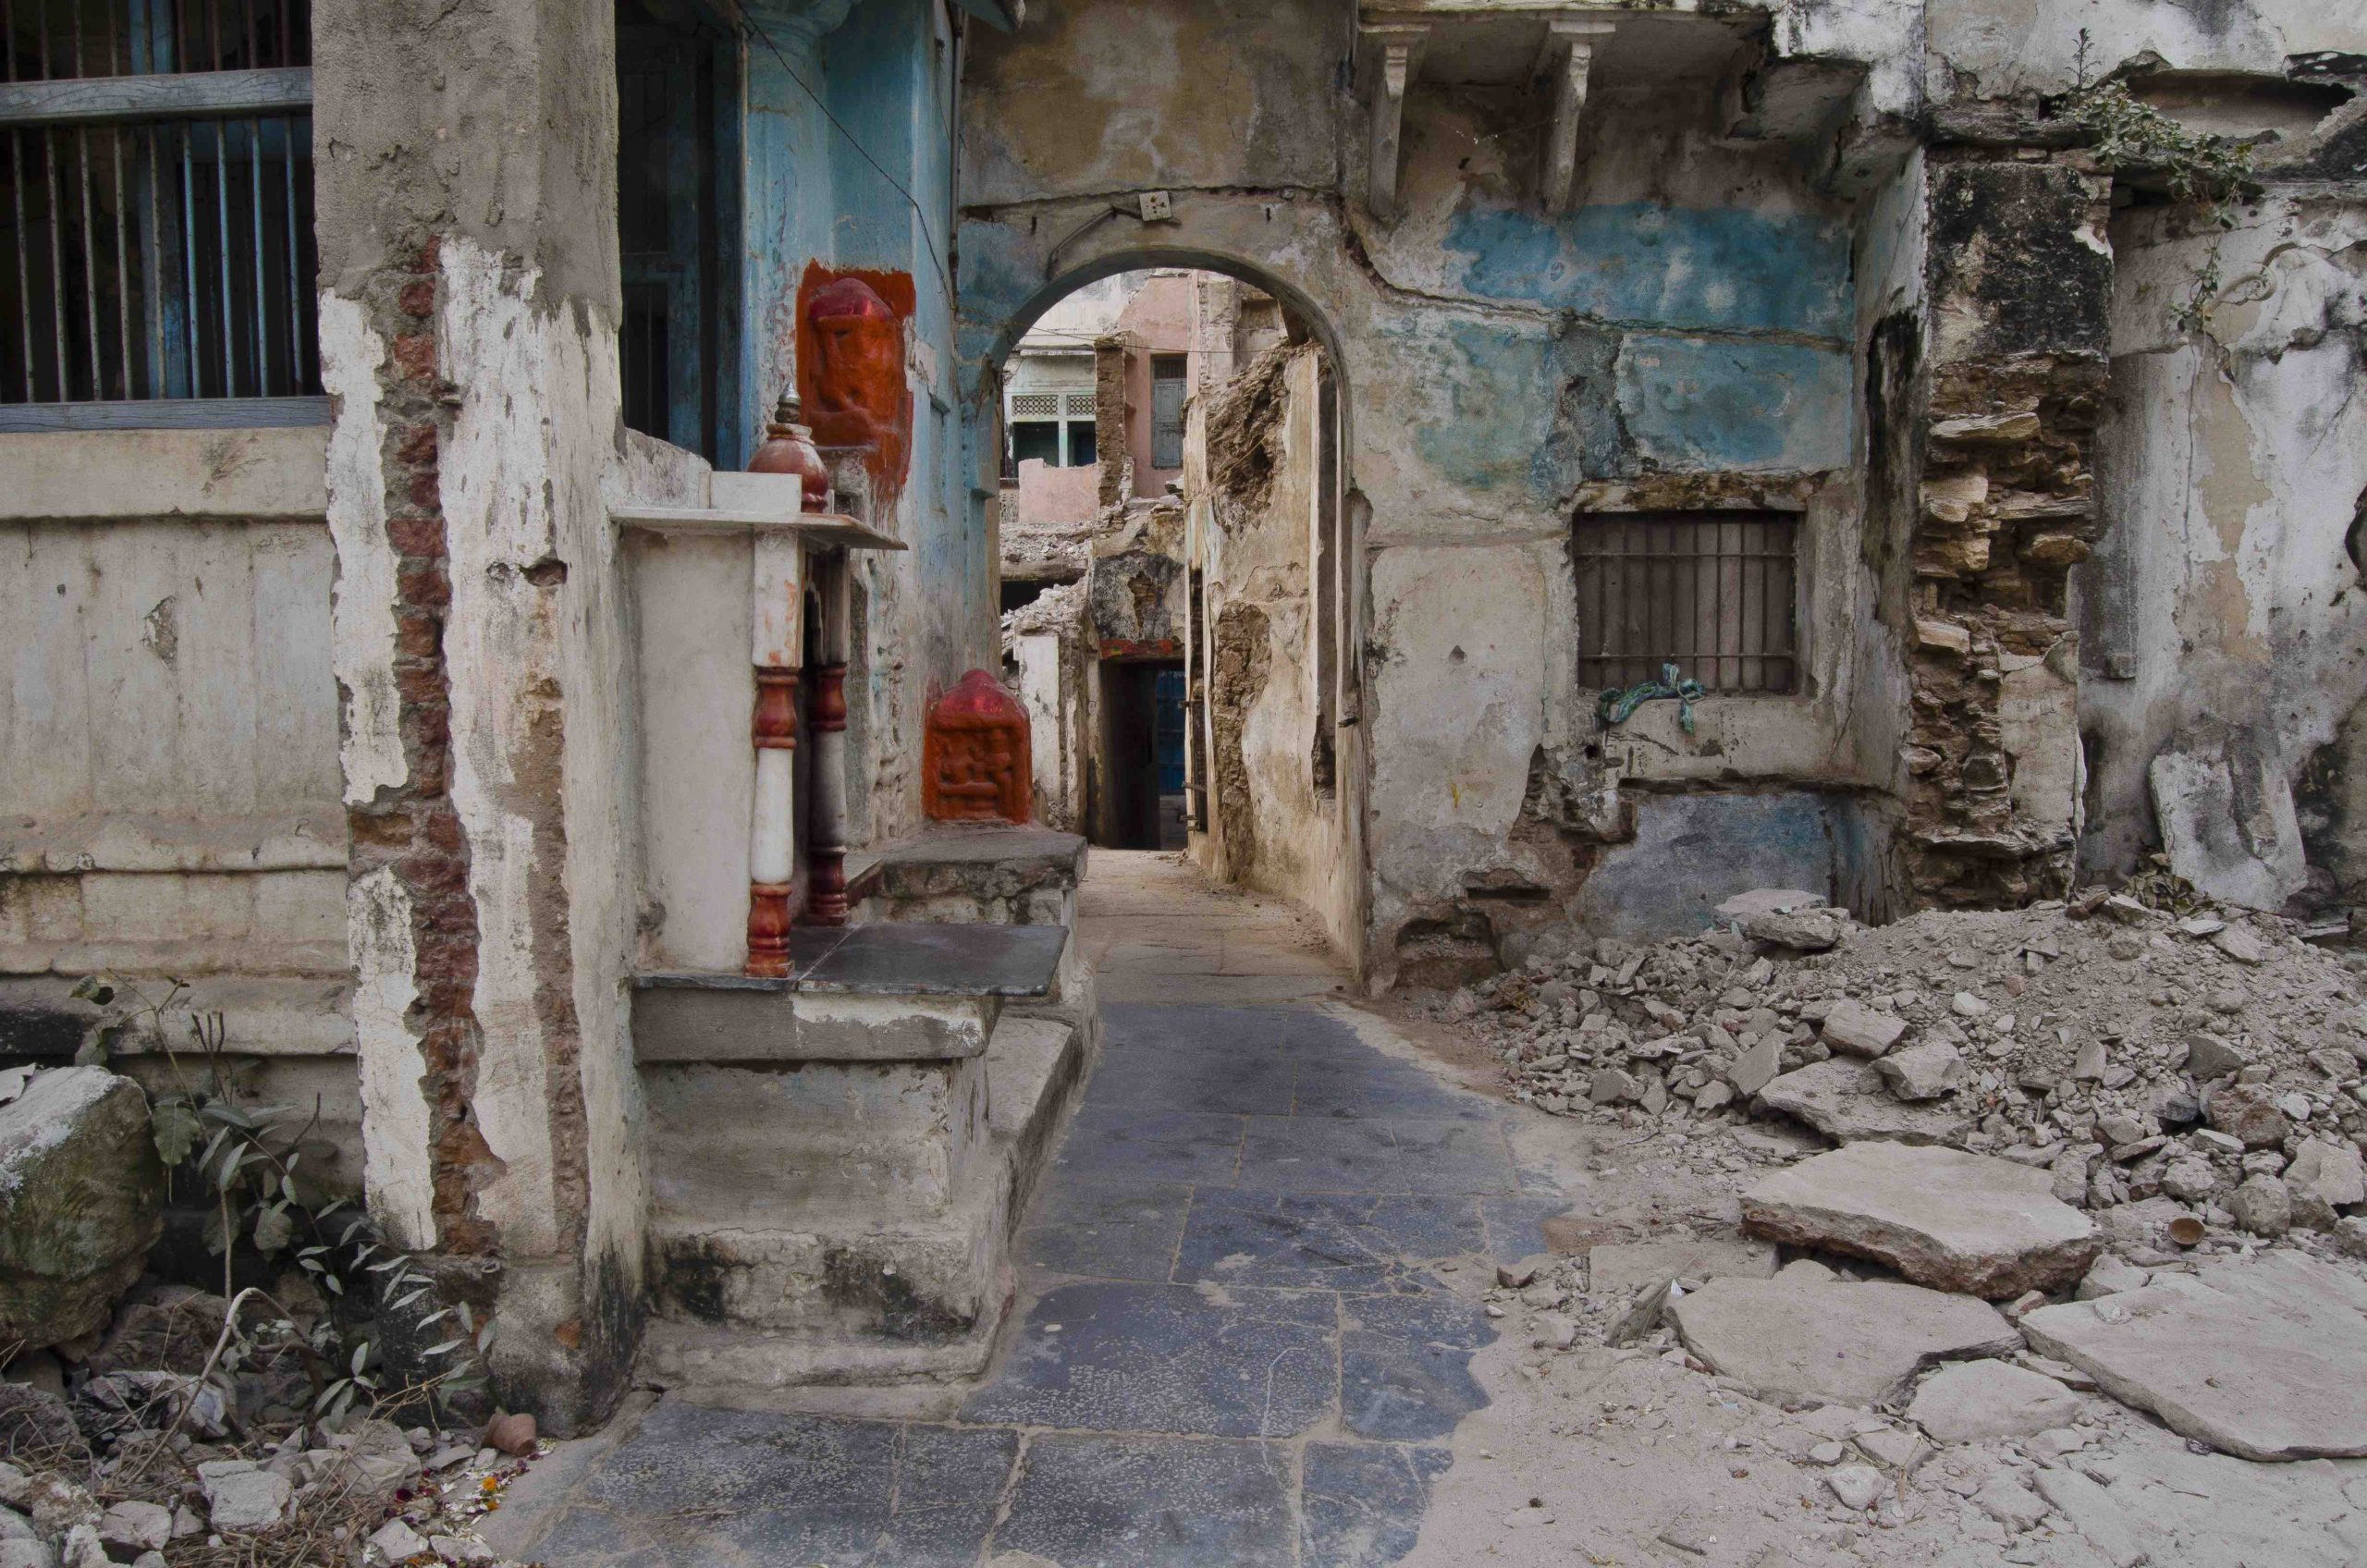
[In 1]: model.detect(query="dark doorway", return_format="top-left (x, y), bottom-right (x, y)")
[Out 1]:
top-left (1095, 658), bottom-right (1186, 850)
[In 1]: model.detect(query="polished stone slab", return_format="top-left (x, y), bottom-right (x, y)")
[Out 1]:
top-left (1172, 1189), bottom-right (1482, 1292)
top-left (1302, 1442), bottom-right (1454, 1568)
top-left (792, 921), bottom-right (1069, 996)
top-left (1017, 1178), bottom-right (1196, 1282)
top-left (959, 1280), bottom-right (1337, 1438)
top-left (993, 1434), bottom-right (1295, 1568)
top-left (1340, 1292), bottom-right (1497, 1441)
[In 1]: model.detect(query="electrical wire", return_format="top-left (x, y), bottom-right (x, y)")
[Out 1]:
top-left (734, 6), bottom-right (956, 304)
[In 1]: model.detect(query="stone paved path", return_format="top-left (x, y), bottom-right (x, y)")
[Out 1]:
top-left (497, 853), bottom-right (1564, 1567)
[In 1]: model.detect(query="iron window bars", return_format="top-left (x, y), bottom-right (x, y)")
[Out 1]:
top-left (0, 0), bottom-right (318, 427)
top-left (1575, 511), bottom-right (1799, 695)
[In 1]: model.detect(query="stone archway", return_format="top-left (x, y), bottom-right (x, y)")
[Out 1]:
top-left (958, 223), bottom-right (1376, 974)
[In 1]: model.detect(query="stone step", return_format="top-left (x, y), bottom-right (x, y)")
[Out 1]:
top-left (640, 1012), bottom-right (1085, 1390)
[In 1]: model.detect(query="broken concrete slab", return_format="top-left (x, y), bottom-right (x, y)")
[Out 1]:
top-left (1665, 1277), bottom-right (2021, 1408)
top-left (1906, 1359), bottom-right (2082, 1442)
top-left (1725, 1036), bottom-right (1782, 1097)
top-left (2019, 1250), bottom-right (2367, 1461)
top-left (1587, 1236), bottom-right (1778, 1300)
top-left (2149, 718), bottom-right (2309, 913)
top-left (1819, 999), bottom-right (1908, 1058)
top-left (1755, 1060), bottom-right (1974, 1146)
top-left (2288, 1137), bottom-right (2366, 1210)
top-left (1744, 910), bottom-right (1843, 952)
top-left (1873, 1041), bottom-right (1965, 1101)
top-left (1715, 889), bottom-right (1822, 924)
top-left (1741, 1143), bottom-right (2099, 1298)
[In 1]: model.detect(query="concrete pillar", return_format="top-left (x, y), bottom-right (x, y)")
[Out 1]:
top-left (1899, 145), bottom-right (2114, 906)
top-left (313, 0), bottom-right (643, 1432)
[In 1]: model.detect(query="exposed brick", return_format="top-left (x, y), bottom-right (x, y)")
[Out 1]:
top-left (391, 333), bottom-right (438, 381)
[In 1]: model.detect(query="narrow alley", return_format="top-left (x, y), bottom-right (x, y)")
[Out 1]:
top-left (484, 853), bottom-right (1576, 1566)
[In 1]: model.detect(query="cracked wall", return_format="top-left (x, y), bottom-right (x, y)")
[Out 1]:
top-left (2079, 190), bottom-right (2367, 912)
top-left (958, 0), bottom-right (1878, 983)
top-left (313, 0), bottom-right (642, 1434)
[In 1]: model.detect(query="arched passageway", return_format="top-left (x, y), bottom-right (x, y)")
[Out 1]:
top-left (970, 249), bottom-right (1373, 975)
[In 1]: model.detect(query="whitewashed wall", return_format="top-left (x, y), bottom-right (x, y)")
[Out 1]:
top-left (0, 425), bottom-right (359, 1182)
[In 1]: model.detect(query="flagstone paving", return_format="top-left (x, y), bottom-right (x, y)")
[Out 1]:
top-left (494, 853), bottom-right (1568, 1567)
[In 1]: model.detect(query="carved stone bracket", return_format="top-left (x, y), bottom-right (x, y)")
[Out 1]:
top-left (1539, 21), bottom-right (1614, 216)
top-left (1357, 22), bottom-right (1429, 223)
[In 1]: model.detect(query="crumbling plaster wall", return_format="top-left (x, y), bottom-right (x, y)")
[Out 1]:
top-left (1927, 0), bottom-right (2361, 100)
top-left (1185, 349), bottom-right (1360, 955)
top-left (958, 0), bottom-right (1876, 981)
top-left (0, 427), bottom-right (363, 1185)
top-left (2079, 194), bottom-right (2367, 900)
top-left (313, 0), bottom-right (642, 1432)
top-left (744, 0), bottom-right (994, 850)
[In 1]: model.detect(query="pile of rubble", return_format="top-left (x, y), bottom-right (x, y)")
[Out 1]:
top-left (0, 1065), bottom-right (541, 1568)
top-left (0, 1285), bottom-right (545, 1568)
top-left (1445, 889), bottom-right (2367, 1244)
top-left (1475, 1133), bottom-right (2367, 1557)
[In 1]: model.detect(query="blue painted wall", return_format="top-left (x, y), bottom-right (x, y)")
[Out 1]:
top-left (1576, 792), bottom-right (1840, 939)
top-left (1442, 202), bottom-right (1853, 338)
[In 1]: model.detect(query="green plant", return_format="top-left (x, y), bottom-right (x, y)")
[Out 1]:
top-left (2065, 29), bottom-right (2260, 333)
top-left (69, 973), bottom-right (490, 1423)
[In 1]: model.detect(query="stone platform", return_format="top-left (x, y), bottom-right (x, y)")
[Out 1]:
top-left (632, 835), bottom-right (1098, 1390)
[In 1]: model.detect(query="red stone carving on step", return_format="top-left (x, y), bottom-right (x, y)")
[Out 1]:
top-left (797, 264), bottom-right (914, 510)
top-left (922, 669), bottom-right (1032, 825)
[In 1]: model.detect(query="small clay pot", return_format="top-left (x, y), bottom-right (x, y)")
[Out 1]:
top-left (2167, 1215), bottom-right (2206, 1247)
top-left (484, 1410), bottom-right (538, 1455)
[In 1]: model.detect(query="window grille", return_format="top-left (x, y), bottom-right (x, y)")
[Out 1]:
top-left (1575, 512), bottom-right (1798, 694)
top-left (1009, 391), bottom-right (1058, 417)
top-left (1, 0), bottom-right (316, 421)
top-left (1062, 390), bottom-right (1093, 416)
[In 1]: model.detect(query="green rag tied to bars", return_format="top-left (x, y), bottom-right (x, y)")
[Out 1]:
top-left (1597, 664), bottom-right (1708, 734)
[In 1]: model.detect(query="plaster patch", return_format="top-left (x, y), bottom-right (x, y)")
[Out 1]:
top-left (349, 866), bottom-right (434, 1247)
top-left (319, 294), bottom-right (405, 805)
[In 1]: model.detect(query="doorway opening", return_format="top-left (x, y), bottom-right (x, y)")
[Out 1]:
top-left (1094, 658), bottom-right (1185, 850)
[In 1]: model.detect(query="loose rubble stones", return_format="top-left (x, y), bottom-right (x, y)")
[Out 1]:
top-left (1906, 1359), bottom-right (2083, 1441)
top-left (1756, 1060), bottom-right (1975, 1146)
top-left (1587, 1237), bottom-right (1778, 1300)
top-left (1820, 999), bottom-right (1908, 1058)
top-left (1666, 1277), bottom-right (2022, 1407)
top-left (1874, 1041), bottom-right (1965, 1101)
top-left (1742, 1143), bottom-right (2099, 1298)
top-left (2019, 1251), bottom-right (2367, 1461)
top-left (0, 1069), bottom-right (165, 1349)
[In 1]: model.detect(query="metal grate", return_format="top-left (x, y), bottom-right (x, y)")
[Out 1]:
top-left (1576, 512), bottom-right (1798, 694)
top-left (1062, 390), bottom-right (1094, 416)
top-left (1, 0), bottom-right (317, 408)
top-left (1009, 391), bottom-right (1057, 417)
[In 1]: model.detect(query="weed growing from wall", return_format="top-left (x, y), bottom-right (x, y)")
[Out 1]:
top-left (2067, 30), bottom-right (2260, 333)
top-left (70, 974), bottom-right (490, 1425)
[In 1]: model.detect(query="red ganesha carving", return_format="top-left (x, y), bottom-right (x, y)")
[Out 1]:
top-left (922, 670), bottom-right (1032, 825)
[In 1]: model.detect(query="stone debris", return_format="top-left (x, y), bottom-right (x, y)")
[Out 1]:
top-left (1439, 890), bottom-right (2367, 1249)
top-left (1905, 1359), bottom-right (2082, 1441)
top-left (2019, 1250), bottom-right (2367, 1461)
top-left (1741, 1143), bottom-right (2099, 1298)
top-left (1665, 1277), bottom-right (2021, 1407)
top-left (1756, 1060), bottom-right (1974, 1146)
top-left (0, 1069), bottom-right (166, 1350)
top-left (1585, 1237), bottom-right (1776, 1301)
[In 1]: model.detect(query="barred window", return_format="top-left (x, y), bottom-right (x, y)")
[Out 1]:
top-left (1576, 512), bottom-right (1798, 694)
top-left (1, 0), bottom-right (316, 426)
